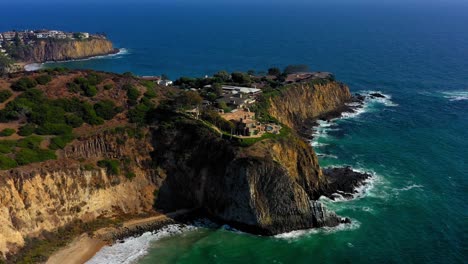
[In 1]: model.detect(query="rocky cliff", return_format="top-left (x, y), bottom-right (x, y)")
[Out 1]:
top-left (0, 73), bottom-right (361, 260)
top-left (269, 81), bottom-right (352, 130)
top-left (20, 39), bottom-right (117, 63)
top-left (151, 114), bottom-right (345, 235)
top-left (0, 131), bottom-right (157, 258)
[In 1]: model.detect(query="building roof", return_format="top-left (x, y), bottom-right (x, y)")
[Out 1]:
top-left (221, 85), bottom-right (261, 94)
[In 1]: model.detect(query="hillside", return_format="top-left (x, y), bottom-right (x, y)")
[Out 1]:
top-left (0, 68), bottom-right (367, 262)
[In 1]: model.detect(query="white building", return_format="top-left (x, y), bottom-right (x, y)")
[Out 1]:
top-left (221, 85), bottom-right (262, 95)
top-left (157, 80), bottom-right (173, 86)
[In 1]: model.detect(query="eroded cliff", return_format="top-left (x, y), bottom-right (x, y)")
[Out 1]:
top-left (0, 70), bottom-right (360, 260)
top-left (19, 39), bottom-right (117, 63)
top-left (269, 81), bottom-right (352, 130)
top-left (0, 130), bottom-right (157, 258)
top-left (151, 114), bottom-right (344, 235)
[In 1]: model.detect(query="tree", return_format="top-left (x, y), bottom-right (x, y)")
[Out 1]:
top-left (283, 64), bottom-right (310, 75)
top-left (0, 54), bottom-right (13, 76)
top-left (268, 67), bottom-right (281, 76)
top-left (213, 70), bottom-right (230, 82)
top-left (161, 74), bottom-right (169, 80)
top-left (231, 72), bottom-right (251, 85)
top-left (177, 91), bottom-right (203, 109)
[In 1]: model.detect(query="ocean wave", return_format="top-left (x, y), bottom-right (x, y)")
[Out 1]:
top-left (316, 153), bottom-right (338, 159)
top-left (24, 48), bottom-right (129, 72)
top-left (311, 91), bottom-right (396, 148)
top-left (274, 219), bottom-right (361, 240)
top-left (441, 90), bottom-right (468, 101)
top-left (86, 224), bottom-right (197, 264)
top-left (392, 184), bottom-right (424, 193)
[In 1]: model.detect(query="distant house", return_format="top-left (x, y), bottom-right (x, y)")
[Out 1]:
top-left (56, 33), bottom-right (67, 39)
top-left (2, 32), bottom-right (16, 40)
top-left (221, 85), bottom-right (262, 95)
top-left (157, 80), bottom-right (173, 86)
top-left (81, 32), bottom-right (90, 39)
top-left (65, 33), bottom-right (74, 39)
top-left (141, 76), bottom-right (161, 82)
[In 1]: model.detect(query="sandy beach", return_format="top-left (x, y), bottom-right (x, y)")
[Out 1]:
top-left (46, 210), bottom-right (190, 264)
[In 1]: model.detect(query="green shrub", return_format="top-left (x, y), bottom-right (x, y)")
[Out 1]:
top-left (0, 140), bottom-right (16, 154)
top-left (144, 87), bottom-right (157, 99)
top-left (35, 123), bottom-right (73, 135)
top-left (49, 134), bottom-right (74, 150)
top-left (97, 159), bottom-right (120, 175)
top-left (35, 75), bottom-right (52, 85)
top-left (18, 124), bottom-right (36, 136)
top-left (126, 85), bottom-right (140, 102)
top-left (83, 84), bottom-right (98, 97)
top-left (11, 77), bottom-right (37, 91)
top-left (83, 164), bottom-right (96, 171)
top-left (103, 84), bottom-right (113, 90)
top-left (125, 171), bottom-right (136, 180)
top-left (65, 114), bottom-right (84, 128)
top-left (81, 102), bottom-right (104, 125)
top-left (0, 128), bottom-right (15, 137)
top-left (17, 135), bottom-right (43, 149)
top-left (128, 103), bottom-right (150, 124)
top-left (0, 90), bottom-right (13, 103)
top-left (0, 155), bottom-right (17, 169)
top-left (94, 100), bottom-right (120, 120)
top-left (15, 148), bottom-right (56, 165)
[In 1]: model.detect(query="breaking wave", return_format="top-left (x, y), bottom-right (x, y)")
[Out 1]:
top-left (86, 224), bottom-right (197, 264)
top-left (441, 90), bottom-right (468, 101)
top-left (274, 219), bottom-right (361, 240)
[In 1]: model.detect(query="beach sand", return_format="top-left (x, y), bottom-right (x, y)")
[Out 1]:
top-left (46, 210), bottom-right (189, 264)
top-left (46, 234), bottom-right (106, 264)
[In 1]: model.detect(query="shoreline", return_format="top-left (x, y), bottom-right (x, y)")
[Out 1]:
top-left (22, 48), bottom-right (123, 72)
top-left (46, 209), bottom-right (190, 264)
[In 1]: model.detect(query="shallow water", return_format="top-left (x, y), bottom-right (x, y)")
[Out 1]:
top-left (2, 2), bottom-right (467, 263)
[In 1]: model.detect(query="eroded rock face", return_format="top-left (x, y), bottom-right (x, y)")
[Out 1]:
top-left (152, 118), bottom-right (343, 235)
top-left (19, 39), bottom-right (117, 63)
top-left (269, 81), bottom-right (352, 130)
top-left (0, 165), bottom-right (155, 257)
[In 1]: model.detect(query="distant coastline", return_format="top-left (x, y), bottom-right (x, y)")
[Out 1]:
top-left (23, 47), bottom-right (126, 71)
top-left (1, 29), bottom-right (118, 73)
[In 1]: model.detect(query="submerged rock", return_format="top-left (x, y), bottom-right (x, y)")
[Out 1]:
top-left (321, 167), bottom-right (372, 200)
top-left (370, 92), bottom-right (386, 98)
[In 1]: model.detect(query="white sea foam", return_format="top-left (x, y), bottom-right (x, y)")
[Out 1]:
top-left (392, 184), bottom-right (424, 193)
top-left (24, 63), bottom-right (43, 71)
top-left (441, 90), bottom-right (468, 101)
top-left (86, 224), bottom-right (197, 264)
top-left (274, 220), bottom-right (361, 240)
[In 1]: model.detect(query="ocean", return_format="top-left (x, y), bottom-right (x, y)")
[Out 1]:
top-left (2, 2), bottom-right (467, 263)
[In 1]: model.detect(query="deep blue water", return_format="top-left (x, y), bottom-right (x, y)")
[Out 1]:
top-left (2, 2), bottom-right (467, 263)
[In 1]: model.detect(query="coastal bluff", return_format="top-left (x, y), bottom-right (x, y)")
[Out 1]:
top-left (16, 38), bottom-right (117, 63)
top-left (0, 70), bottom-right (366, 262)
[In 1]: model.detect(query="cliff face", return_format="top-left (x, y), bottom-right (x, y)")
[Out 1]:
top-left (0, 131), bottom-right (157, 257)
top-left (0, 75), bottom-right (355, 257)
top-left (269, 81), bottom-right (352, 130)
top-left (152, 117), bottom-right (342, 235)
top-left (22, 39), bottom-right (117, 63)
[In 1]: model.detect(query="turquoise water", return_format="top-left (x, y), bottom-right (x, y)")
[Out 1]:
top-left (3, 2), bottom-right (467, 263)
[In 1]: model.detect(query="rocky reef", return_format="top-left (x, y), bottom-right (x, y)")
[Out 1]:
top-left (16, 38), bottom-right (118, 63)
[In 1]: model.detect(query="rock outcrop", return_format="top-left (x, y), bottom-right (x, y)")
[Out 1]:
top-left (268, 81), bottom-right (352, 130)
top-left (0, 130), bottom-right (157, 257)
top-left (151, 115), bottom-right (346, 235)
top-left (0, 73), bottom-right (367, 259)
top-left (19, 39), bottom-right (117, 63)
